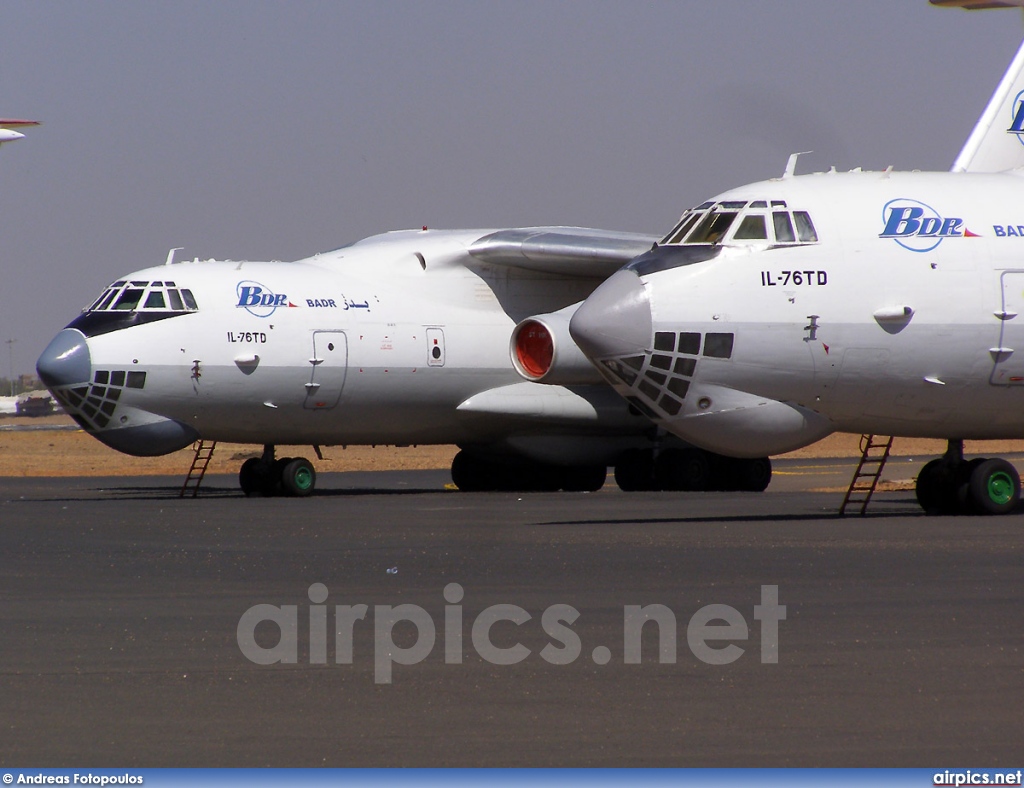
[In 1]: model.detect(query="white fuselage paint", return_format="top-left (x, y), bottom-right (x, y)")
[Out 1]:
top-left (74, 230), bottom-right (648, 455)
top-left (624, 171), bottom-right (1024, 453)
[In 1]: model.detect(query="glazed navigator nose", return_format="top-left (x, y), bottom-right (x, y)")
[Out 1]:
top-left (569, 269), bottom-right (652, 360)
top-left (36, 329), bottom-right (91, 388)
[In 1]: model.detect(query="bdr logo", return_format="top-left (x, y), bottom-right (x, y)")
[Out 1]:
top-left (879, 198), bottom-right (977, 253)
top-left (236, 280), bottom-right (298, 318)
top-left (1011, 88), bottom-right (1024, 143)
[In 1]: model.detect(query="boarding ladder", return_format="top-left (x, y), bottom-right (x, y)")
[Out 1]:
top-left (839, 434), bottom-right (894, 516)
top-left (179, 440), bottom-right (217, 498)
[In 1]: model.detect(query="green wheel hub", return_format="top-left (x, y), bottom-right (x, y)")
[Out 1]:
top-left (293, 466), bottom-right (314, 491)
top-left (986, 471), bottom-right (1015, 505)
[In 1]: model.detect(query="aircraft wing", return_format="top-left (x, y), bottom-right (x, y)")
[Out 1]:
top-left (468, 227), bottom-right (657, 277)
top-left (930, 1), bottom-right (1024, 8)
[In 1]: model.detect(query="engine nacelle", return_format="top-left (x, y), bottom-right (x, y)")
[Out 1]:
top-left (510, 304), bottom-right (605, 386)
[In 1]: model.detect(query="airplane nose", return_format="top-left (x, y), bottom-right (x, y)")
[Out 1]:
top-left (37, 329), bottom-right (91, 388)
top-left (569, 269), bottom-right (652, 359)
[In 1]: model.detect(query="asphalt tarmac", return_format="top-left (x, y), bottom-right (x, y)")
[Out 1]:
top-left (1, 460), bottom-right (1022, 766)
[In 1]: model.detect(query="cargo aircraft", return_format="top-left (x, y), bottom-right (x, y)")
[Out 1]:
top-left (562, 38), bottom-right (1024, 515)
top-left (0, 119), bottom-right (38, 146)
top-left (36, 222), bottom-right (774, 496)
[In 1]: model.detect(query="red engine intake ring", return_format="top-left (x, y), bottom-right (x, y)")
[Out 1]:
top-left (514, 320), bottom-right (554, 380)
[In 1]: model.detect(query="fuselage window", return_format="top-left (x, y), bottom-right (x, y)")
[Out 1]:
top-left (793, 211), bottom-right (818, 242)
top-left (678, 332), bottom-right (701, 355)
top-left (773, 212), bottom-right (796, 243)
top-left (703, 333), bottom-right (735, 359)
top-left (732, 214), bottom-right (768, 240)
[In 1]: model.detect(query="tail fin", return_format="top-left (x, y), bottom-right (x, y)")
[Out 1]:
top-left (951, 39), bottom-right (1024, 172)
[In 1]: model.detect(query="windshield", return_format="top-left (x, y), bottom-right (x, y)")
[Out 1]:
top-left (660, 200), bottom-right (819, 248)
top-left (86, 280), bottom-right (199, 314)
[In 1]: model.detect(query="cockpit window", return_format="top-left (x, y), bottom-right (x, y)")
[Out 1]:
top-left (733, 215), bottom-right (768, 240)
top-left (660, 200), bottom-right (819, 248)
top-left (83, 280), bottom-right (200, 314)
top-left (773, 212), bottom-right (796, 243)
top-left (113, 289), bottom-right (144, 311)
top-left (687, 212), bottom-right (737, 245)
top-left (664, 213), bottom-right (700, 245)
top-left (793, 211), bottom-right (818, 242)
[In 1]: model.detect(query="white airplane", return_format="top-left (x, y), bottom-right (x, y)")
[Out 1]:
top-left (35, 223), bottom-right (773, 496)
top-left (0, 119), bottom-right (38, 146)
top-left (561, 37), bottom-right (1024, 515)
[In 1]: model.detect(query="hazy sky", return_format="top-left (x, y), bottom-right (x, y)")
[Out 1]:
top-left (1, 1), bottom-right (1021, 377)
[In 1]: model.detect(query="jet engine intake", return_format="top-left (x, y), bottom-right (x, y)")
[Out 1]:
top-left (510, 305), bottom-right (605, 385)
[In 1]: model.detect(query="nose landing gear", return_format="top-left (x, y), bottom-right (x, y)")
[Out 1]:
top-left (915, 440), bottom-right (1021, 515)
top-left (239, 444), bottom-right (317, 497)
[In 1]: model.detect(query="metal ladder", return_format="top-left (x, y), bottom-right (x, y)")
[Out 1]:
top-left (179, 440), bottom-right (217, 498)
top-left (839, 434), bottom-right (894, 516)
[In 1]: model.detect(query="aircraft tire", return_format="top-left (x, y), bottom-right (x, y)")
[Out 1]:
top-left (966, 458), bottom-right (1020, 515)
top-left (614, 449), bottom-right (657, 492)
top-left (915, 458), bottom-right (964, 515)
top-left (916, 459), bottom-right (946, 513)
top-left (239, 458), bottom-right (264, 497)
top-left (655, 448), bottom-right (711, 491)
top-left (281, 457), bottom-right (316, 497)
top-left (450, 450), bottom-right (488, 491)
top-left (728, 456), bottom-right (772, 492)
top-left (955, 458), bottom-right (987, 513)
top-left (560, 464), bottom-right (607, 492)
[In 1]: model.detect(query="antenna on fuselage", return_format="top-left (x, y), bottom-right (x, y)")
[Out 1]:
top-left (783, 151), bottom-right (812, 178)
top-left (165, 247), bottom-right (183, 266)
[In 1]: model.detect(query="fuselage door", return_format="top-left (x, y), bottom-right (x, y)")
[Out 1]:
top-left (305, 330), bottom-right (348, 409)
top-left (991, 271), bottom-right (1024, 385)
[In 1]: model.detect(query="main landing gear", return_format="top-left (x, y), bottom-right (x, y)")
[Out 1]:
top-left (915, 440), bottom-right (1021, 515)
top-left (450, 450), bottom-right (606, 492)
top-left (614, 448), bottom-right (772, 492)
top-left (239, 444), bottom-right (317, 497)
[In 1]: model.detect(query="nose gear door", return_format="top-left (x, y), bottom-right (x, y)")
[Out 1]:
top-left (304, 330), bottom-right (348, 409)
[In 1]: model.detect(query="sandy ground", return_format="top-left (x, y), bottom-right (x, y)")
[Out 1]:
top-left (3, 413), bottom-right (1024, 479)
top-left (0, 415), bottom-right (457, 477)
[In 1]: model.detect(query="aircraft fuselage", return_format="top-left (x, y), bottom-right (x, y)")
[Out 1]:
top-left (571, 171), bottom-right (1024, 457)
